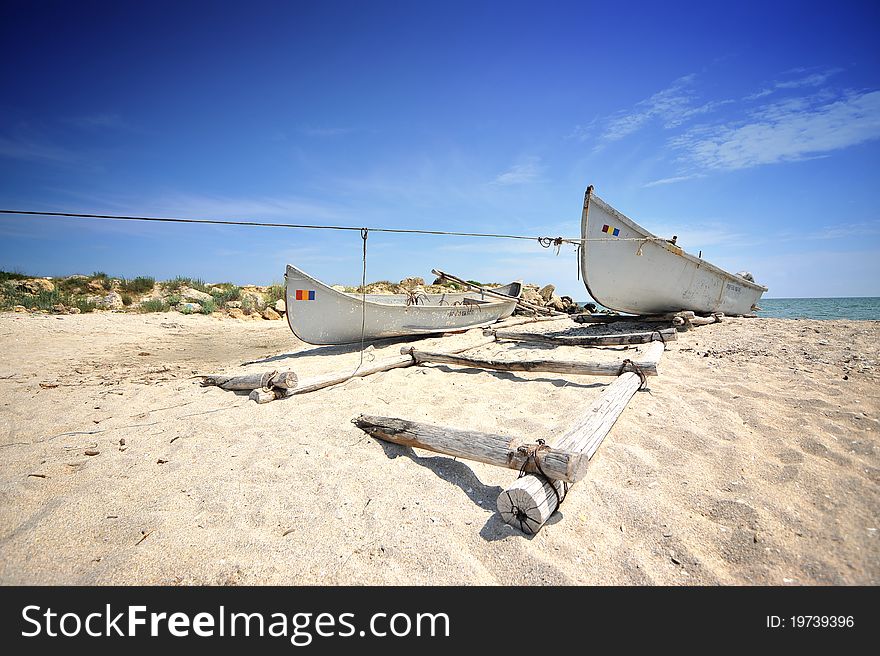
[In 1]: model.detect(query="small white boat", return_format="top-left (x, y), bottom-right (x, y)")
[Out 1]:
top-left (580, 186), bottom-right (767, 316)
top-left (284, 264), bottom-right (522, 345)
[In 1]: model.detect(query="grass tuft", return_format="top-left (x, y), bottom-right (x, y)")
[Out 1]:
top-left (138, 299), bottom-right (168, 313)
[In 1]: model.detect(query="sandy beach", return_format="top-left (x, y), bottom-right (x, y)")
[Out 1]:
top-left (0, 311), bottom-right (877, 585)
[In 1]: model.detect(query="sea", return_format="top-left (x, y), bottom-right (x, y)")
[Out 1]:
top-left (576, 297), bottom-right (880, 320)
top-left (754, 297), bottom-right (880, 321)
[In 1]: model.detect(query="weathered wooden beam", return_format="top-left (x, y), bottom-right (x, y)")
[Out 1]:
top-left (353, 415), bottom-right (589, 483)
top-left (574, 311), bottom-right (695, 324)
top-left (403, 346), bottom-right (660, 377)
top-left (491, 314), bottom-right (573, 330)
top-left (486, 327), bottom-right (677, 346)
top-left (497, 341), bottom-right (665, 534)
top-left (431, 268), bottom-right (567, 316)
top-left (285, 334), bottom-right (498, 396)
top-left (199, 370), bottom-right (298, 391)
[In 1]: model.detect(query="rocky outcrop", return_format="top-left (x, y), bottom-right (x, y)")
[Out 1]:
top-left (274, 299), bottom-right (286, 314)
top-left (180, 287), bottom-right (212, 303)
top-left (262, 307), bottom-right (281, 320)
top-left (14, 278), bottom-right (54, 294)
top-left (98, 292), bottom-right (124, 310)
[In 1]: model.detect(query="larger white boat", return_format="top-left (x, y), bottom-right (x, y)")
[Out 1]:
top-left (284, 264), bottom-right (522, 345)
top-left (580, 186), bottom-right (767, 316)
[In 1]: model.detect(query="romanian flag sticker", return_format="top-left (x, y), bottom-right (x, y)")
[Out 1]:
top-left (601, 224), bottom-right (620, 237)
top-left (295, 289), bottom-right (316, 301)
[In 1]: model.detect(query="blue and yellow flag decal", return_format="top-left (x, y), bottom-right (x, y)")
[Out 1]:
top-left (601, 224), bottom-right (620, 237)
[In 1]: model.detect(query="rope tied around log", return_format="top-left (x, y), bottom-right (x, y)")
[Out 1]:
top-left (513, 439), bottom-right (569, 531)
top-left (260, 370), bottom-right (279, 391)
top-left (618, 358), bottom-right (648, 389)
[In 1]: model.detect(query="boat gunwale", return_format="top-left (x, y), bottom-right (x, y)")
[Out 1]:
top-left (586, 193), bottom-right (768, 293)
top-left (285, 264), bottom-right (522, 309)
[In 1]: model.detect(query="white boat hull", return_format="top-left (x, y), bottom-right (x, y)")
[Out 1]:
top-left (284, 264), bottom-right (522, 345)
top-left (580, 188), bottom-right (767, 316)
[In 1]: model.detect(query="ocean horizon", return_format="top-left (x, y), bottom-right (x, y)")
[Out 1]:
top-left (577, 297), bottom-right (880, 321)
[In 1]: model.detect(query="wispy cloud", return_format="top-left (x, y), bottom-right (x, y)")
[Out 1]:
top-left (0, 135), bottom-right (78, 164)
top-left (643, 173), bottom-right (706, 187)
top-left (300, 126), bottom-right (355, 137)
top-left (745, 68), bottom-right (843, 100)
top-left (671, 89), bottom-right (880, 170)
top-left (491, 156), bottom-right (543, 185)
top-left (65, 113), bottom-right (127, 130)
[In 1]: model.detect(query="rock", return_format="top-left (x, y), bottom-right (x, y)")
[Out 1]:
top-left (262, 307), bottom-right (281, 320)
top-left (520, 286), bottom-right (543, 306)
top-left (68, 307), bottom-right (81, 314)
top-left (98, 291), bottom-right (124, 310)
top-left (274, 299), bottom-right (286, 314)
top-left (227, 308), bottom-right (246, 319)
top-left (180, 287), bottom-right (213, 303)
top-left (399, 276), bottom-right (425, 288)
top-left (331, 285), bottom-right (347, 292)
top-left (13, 305), bottom-right (26, 312)
top-left (225, 300), bottom-right (242, 309)
top-left (14, 278), bottom-right (54, 294)
top-left (539, 284), bottom-right (555, 301)
top-left (52, 303), bottom-right (67, 314)
top-left (241, 292), bottom-right (265, 310)
top-left (177, 302), bottom-right (201, 314)
top-left (87, 279), bottom-right (106, 292)
top-left (548, 294), bottom-right (565, 312)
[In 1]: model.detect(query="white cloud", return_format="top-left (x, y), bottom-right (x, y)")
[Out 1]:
top-left (643, 173), bottom-right (706, 187)
top-left (744, 68), bottom-right (843, 101)
top-left (491, 156), bottom-right (543, 185)
top-left (671, 89), bottom-right (880, 170)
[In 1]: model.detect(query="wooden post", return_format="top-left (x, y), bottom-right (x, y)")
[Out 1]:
top-left (353, 415), bottom-right (589, 483)
top-left (486, 327), bottom-right (676, 346)
top-left (404, 347), bottom-right (660, 377)
top-left (497, 341), bottom-right (665, 534)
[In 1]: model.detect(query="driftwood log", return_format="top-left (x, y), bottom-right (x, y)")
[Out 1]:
top-left (283, 334), bottom-right (498, 397)
top-left (497, 341), bottom-right (665, 534)
top-left (199, 370), bottom-right (298, 391)
top-left (574, 311), bottom-right (695, 324)
top-left (403, 347), bottom-right (660, 377)
top-left (353, 415), bottom-right (589, 483)
top-left (486, 327), bottom-right (676, 346)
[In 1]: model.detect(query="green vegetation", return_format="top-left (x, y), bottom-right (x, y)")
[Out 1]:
top-left (265, 283), bottom-right (284, 305)
top-left (200, 299), bottom-right (216, 314)
top-left (210, 284), bottom-right (241, 307)
top-left (0, 270), bottom-right (29, 282)
top-left (0, 283), bottom-right (96, 313)
top-left (167, 294), bottom-right (181, 306)
top-left (120, 276), bottom-right (155, 294)
top-left (165, 276), bottom-right (209, 293)
top-left (137, 299), bottom-right (168, 313)
top-left (121, 294), bottom-right (134, 306)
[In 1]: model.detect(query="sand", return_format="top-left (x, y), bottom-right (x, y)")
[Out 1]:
top-left (0, 311), bottom-right (877, 585)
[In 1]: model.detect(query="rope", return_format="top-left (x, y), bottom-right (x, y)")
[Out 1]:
top-left (515, 438), bottom-right (569, 525)
top-left (353, 229), bottom-right (369, 375)
top-left (618, 358), bottom-right (648, 389)
top-left (0, 208), bottom-right (670, 246)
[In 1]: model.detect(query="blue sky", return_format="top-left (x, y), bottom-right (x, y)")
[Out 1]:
top-left (1, 0), bottom-right (878, 298)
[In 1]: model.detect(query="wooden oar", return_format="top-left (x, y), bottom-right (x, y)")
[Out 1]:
top-left (431, 268), bottom-right (566, 316)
